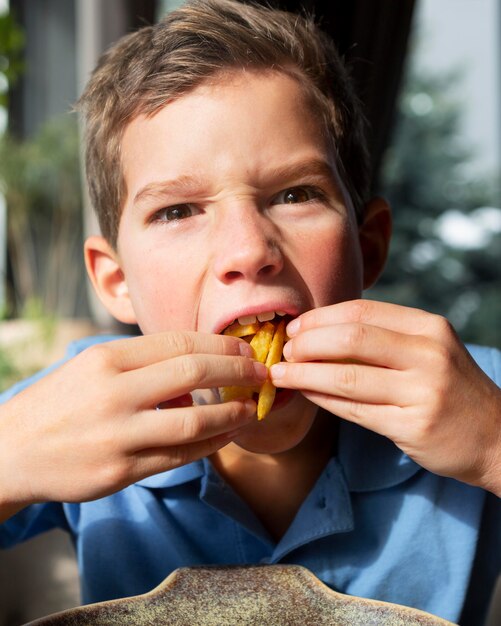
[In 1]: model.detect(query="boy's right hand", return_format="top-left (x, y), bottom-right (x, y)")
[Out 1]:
top-left (0, 332), bottom-right (264, 518)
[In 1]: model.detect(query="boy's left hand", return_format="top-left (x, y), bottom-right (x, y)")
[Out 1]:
top-left (270, 299), bottom-right (501, 495)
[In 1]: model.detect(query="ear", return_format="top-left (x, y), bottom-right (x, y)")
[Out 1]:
top-left (84, 236), bottom-right (138, 325)
top-left (358, 197), bottom-right (392, 290)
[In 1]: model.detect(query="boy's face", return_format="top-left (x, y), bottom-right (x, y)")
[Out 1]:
top-left (86, 70), bottom-right (389, 453)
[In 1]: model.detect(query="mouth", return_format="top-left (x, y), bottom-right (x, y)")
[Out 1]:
top-left (218, 309), bottom-right (293, 335)
top-left (216, 309), bottom-right (299, 337)
top-left (219, 310), bottom-right (294, 420)
top-left (231, 309), bottom-right (287, 326)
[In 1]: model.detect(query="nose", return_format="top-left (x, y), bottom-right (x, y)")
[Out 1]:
top-left (212, 207), bottom-right (284, 284)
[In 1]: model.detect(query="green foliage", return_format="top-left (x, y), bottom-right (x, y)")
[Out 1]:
top-left (0, 114), bottom-right (81, 219)
top-left (369, 62), bottom-right (501, 348)
top-left (0, 114), bottom-right (86, 318)
top-left (0, 9), bottom-right (25, 108)
top-left (0, 343), bottom-right (19, 392)
top-left (22, 296), bottom-right (57, 342)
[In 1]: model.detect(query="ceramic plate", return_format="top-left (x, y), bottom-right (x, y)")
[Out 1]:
top-left (26, 564), bottom-right (457, 625)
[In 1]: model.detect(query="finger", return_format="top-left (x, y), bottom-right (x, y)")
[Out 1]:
top-left (288, 300), bottom-right (442, 338)
top-left (284, 323), bottom-right (422, 370)
top-left (90, 332), bottom-right (253, 372)
top-left (300, 390), bottom-right (403, 438)
top-left (119, 353), bottom-right (267, 407)
top-left (126, 399), bottom-right (256, 450)
top-left (270, 361), bottom-right (410, 406)
top-left (131, 431), bottom-right (239, 479)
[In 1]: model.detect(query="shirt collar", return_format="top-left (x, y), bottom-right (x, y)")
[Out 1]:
top-left (136, 460), bottom-right (205, 488)
top-left (337, 420), bottom-right (421, 492)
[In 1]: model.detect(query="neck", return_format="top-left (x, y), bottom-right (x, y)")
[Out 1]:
top-left (210, 411), bottom-right (338, 541)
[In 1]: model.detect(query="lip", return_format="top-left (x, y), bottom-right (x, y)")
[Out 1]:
top-left (271, 388), bottom-right (296, 412)
top-left (213, 303), bottom-right (302, 334)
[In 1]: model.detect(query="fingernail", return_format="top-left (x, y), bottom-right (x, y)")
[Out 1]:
top-left (238, 341), bottom-right (253, 357)
top-left (243, 399), bottom-right (257, 415)
top-left (287, 318), bottom-right (300, 337)
top-left (253, 361), bottom-right (268, 381)
top-left (270, 362), bottom-right (286, 380)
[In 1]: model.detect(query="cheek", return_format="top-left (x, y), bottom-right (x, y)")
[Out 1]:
top-left (295, 221), bottom-right (363, 305)
top-left (122, 246), bottom-right (202, 333)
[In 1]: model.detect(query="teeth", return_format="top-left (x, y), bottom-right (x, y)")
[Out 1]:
top-left (237, 310), bottom-right (282, 325)
top-left (238, 314), bottom-right (257, 325)
top-left (257, 311), bottom-right (276, 322)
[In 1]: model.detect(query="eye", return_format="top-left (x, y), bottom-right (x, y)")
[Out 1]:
top-left (272, 186), bottom-right (323, 205)
top-left (152, 204), bottom-right (199, 222)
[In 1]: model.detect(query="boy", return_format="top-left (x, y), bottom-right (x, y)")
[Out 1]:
top-left (0, 0), bottom-right (499, 623)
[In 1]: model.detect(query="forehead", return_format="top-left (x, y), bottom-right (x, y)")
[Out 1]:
top-left (121, 70), bottom-right (334, 190)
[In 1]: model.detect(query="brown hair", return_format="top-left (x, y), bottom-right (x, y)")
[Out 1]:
top-left (78, 0), bottom-right (370, 247)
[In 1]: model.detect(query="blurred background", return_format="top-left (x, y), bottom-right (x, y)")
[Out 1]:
top-left (0, 0), bottom-right (500, 623)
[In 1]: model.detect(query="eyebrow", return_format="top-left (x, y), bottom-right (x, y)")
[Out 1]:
top-left (266, 158), bottom-right (340, 188)
top-left (133, 174), bottom-right (208, 208)
top-left (132, 158), bottom-right (341, 208)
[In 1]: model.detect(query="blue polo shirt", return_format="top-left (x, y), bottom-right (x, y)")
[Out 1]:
top-left (1, 337), bottom-right (500, 625)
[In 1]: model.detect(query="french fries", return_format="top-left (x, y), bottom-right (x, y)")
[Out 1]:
top-left (249, 322), bottom-right (275, 362)
top-left (223, 321), bottom-right (261, 338)
top-left (220, 318), bottom-right (286, 420)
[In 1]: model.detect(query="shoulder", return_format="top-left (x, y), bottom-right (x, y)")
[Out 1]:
top-left (466, 344), bottom-right (501, 384)
top-left (0, 334), bottom-right (129, 403)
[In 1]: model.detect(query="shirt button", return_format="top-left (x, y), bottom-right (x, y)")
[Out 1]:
top-left (318, 496), bottom-right (327, 509)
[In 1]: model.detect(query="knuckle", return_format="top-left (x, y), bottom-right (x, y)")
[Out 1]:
top-left (98, 371), bottom-right (131, 415)
top-left (92, 421), bottom-right (122, 456)
top-left (166, 331), bottom-right (195, 356)
top-left (349, 299), bottom-right (373, 324)
top-left (222, 400), bottom-right (249, 424)
top-left (429, 314), bottom-right (456, 340)
top-left (98, 392), bottom-right (123, 425)
top-left (82, 342), bottom-right (117, 372)
top-left (236, 356), bottom-right (256, 380)
top-left (413, 376), bottom-right (445, 419)
top-left (97, 458), bottom-right (130, 492)
top-left (337, 363), bottom-right (358, 392)
top-left (219, 334), bottom-right (240, 354)
top-left (429, 382), bottom-right (448, 415)
top-left (411, 417), bottom-right (435, 446)
top-left (344, 323), bottom-right (367, 351)
top-left (176, 355), bottom-right (207, 386)
top-left (427, 340), bottom-right (454, 378)
top-left (181, 409), bottom-right (206, 441)
top-left (404, 404), bottom-right (440, 444)
top-left (167, 445), bottom-right (191, 469)
top-left (347, 400), bottom-right (365, 423)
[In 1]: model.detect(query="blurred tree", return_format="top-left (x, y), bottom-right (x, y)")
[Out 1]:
top-left (1, 7), bottom-right (88, 321)
top-left (0, 9), bottom-right (24, 110)
top-left (0, 115), bottom-right (87, 318)
top-left (368, 62), bottom-right (501, 349)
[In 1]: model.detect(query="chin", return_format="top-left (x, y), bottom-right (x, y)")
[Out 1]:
top-left (231, 392), bottom-right (318, 454)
